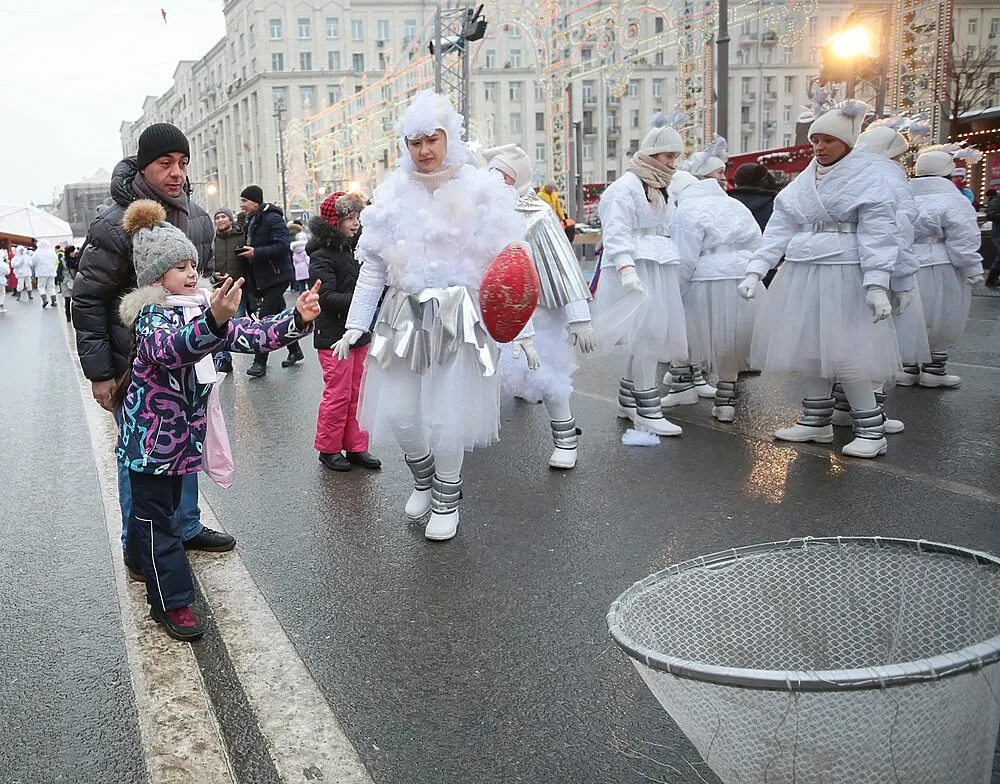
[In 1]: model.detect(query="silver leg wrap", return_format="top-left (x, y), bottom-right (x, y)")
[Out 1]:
top-left (668, 363), bottom-right (695, 393)
top-left (851, 406), bottom-right (886, 440)
top-left (692, 364), bottom-right (710, 386)
top-left (921, 351), bottom-right (948, 376)
top-left (713, 380), bottom-right (738, 407)
top-left (901, 364), bottom-right (920, 377)
top-left (634, 387), bottom-right (665, 419)
top-left (798, 396), bottom-right (835, 428)
top-left (874, 390), bottom-right (888, 407)
top-left (404, 452), bottom-right (435, 492)
top-left (832, 382), bottom-right (850, 413)
top-left (430, 475), bottom-right (463, 515)
top-left (551, 418), bottom-right (581, 451)
top-left (618, 378), bottom-right (636, 410)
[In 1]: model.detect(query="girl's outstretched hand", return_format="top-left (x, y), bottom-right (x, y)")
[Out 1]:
top-left (210, 276), bottom-right (245, 324)
top-left (296, 280), bottom-right (322, 323)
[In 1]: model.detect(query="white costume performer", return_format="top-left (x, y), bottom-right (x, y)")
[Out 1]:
top-left (484, 144), bottom-right (596, 469)
top-left (740, 102), bottom-right (901, 459)
top-left (12, 246), bottom-right (33, 299)
top-left (0, 254), bottom-right (9, 312)
top-left (907, 148), bottom-right (984, 388)
top-left (333, 91), bottom-right (524, 541)
top-left (669, 170), bottom-right (763, 422)
top-left (32, 239), bottom-right (59, 307)
top-left (592, 116), bottom-right (687, 436)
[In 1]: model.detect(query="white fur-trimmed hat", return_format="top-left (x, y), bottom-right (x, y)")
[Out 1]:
top-left (856, 125), bottom-right (908, 159)
top-left (483, 144), bottom-right (534, 194)
top-left (808, 100), bottom-right (869, 148)
top-left (395, 90), bottom-right (468, 171)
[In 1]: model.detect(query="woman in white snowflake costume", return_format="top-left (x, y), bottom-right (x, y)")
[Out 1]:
top-left (484, 144), bottom-right (597, 469)
top-left (739, 102), bottom-right (901, 459)
top-left (668, 167), bottom-right (763, 423)
top-left (591, 115), bottom-right (688, 437)
top-left (333, 91), bottom-right (524, 541)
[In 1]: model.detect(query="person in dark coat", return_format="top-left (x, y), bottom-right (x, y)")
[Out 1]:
top-left (985, 189), bottom-right (1000, 288)
top-left (71, 123), bottom-right (234, 576)
top-left (308, 191), bottom-right (380, 472)
top-left (238, 185), bottom-right (300, 375)
top-left (729, 162), bottom-right (780, 286)
top-left (212, 206), bottom-right (247, 373)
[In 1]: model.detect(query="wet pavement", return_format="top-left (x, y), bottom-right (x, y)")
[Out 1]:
top-left (2, 288), bottom-right (998, 783)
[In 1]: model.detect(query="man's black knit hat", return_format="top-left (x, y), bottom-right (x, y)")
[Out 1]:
top-left (136, 123), bottom-right (191, 170)
top-left (240, 185), bottom-right (264, 204)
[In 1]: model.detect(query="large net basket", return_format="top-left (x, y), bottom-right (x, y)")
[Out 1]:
top-left (607, 537), bottom-right (1000, 784)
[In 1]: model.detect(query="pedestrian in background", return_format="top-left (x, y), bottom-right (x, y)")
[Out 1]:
top-left (0, 251), bottom-right (8, 313)
top-left (985, 189), bottom-right (1000, 289)
top-left (12, 246), bottom-right (33, 301)
top-left (308, 191), bottom-right (380, 473)
top-left (728, 163), bottom-right (781, 287)
top-left (538, 181), bottom-right (576, 243)
top-left (290, 220), bottom-right (311, 292)
top-left (60, 245), bottom-right (80, 323)
top-left (212, 206), bottom-right (246, 373)
top-left (32, 239), bottom-right (59, 309)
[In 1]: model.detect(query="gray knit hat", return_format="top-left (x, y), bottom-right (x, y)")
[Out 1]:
top-left (123, 200), bottom-right (199, 287)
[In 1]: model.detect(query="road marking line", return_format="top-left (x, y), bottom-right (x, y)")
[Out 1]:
top-left (62, 321), bottom-right (235, 784)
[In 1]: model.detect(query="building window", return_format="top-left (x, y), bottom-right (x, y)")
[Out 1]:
top-left (655, 17), bottom-right (664, 33)
top-left (582, 47), bottom-right (593, 61)
top-left (509, 24), bottom-right (520, 38)
top-left (607, 139), bottom-right (617, 159)
top-left (271, 52), bottom-right (284, 72)
top-left (784, 75), bottom-right (795, 93)
top-left (763, 107), bottom-right (772, 122)
top-left (966, 45), bottom-right (977, 59)
top-left (762, 135), bottom-right (771, 149)
top-left (485, 82), bottom-right (497, 101)
top-left (783, 46), bottom-right (793, 64)
top-left (630, 109), bottom-right (640, 128)
top-left (761, 49), bottom-right (771, 65)
top-left (272, 86), bottom-right (287, 109)
top-left (629, 138), bottom-right (639, 153)
top-left (511, 112), bottom-right (522, 133)
top-left (655, 51), bottom-right (665, 66)
top-left (809, 17), bottom-right (817, 34)
top-left (298, 18), bottom-right (311, 39)
top-left (583, 142), bottom-right (594, 159)
top-left (352, 53), bottom-right (364, 72)
top-left (583, 80), bottom-right (595, 102)
top-left (606, 169), bottom-right (616, 181)
top-left (742, 134), bottom-right (751, 152)
top-left (783, 104), bottom-right (792, 122)
top-left (628, 79), bottom-right (639, 97)
top-left (969, 17), bottom-right (978, 34)
top-left (328, 85), bottom-right (342, 104)
top-left (783, 133), bottom-right (792, 147)
top-left (378, 52), bottom-right (387, 70)
top-left (652, 79), bottom-right (662, 98)
top-left (377, 19), bottom-right (389, 40)
top-left (535, 112), bottom-right (545, 131)
top-left (992, 18), bottom-right (999, 36)
top-left (736, 49), bottom-right (747, 65)
top-left (535, 142), bottom-right (545, 162)
top-left (326, 18), bottom-right (339, 38)
top-left (351, 20), bottom-right (363, 41)
top-left (328, 50), bottom-right (341, 70)
top-left (404, 20), bottom-right (416, 41)
top-left (485, 49), bottom-right (496, 68)
top-left (509, 81), bottom-right (522, 100)
top-left (830, 16), bottom-right (840, 31)
top-left (534, 84), bottom-right (544, 101)
top-left (300, 86), bottom-right (314, 107)
top-left (269, 18), bottom-right (283, 40)
top-left (510, 49), bottom-right (521, 67)
top-left (299, 51), bottom-right (312, 71)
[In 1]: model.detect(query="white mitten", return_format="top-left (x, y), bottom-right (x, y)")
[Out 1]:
top-left (332, 328), bottom-right (364, 360)
top-left (567, 321), bottom-right (597, 353)
top-left (512, 337), bottom-right (541, 370)
top-left (892, 288), bottom-right (916, 316)
top-left (966, 274), bottom-right (985, 287)
top-left (618, 266), bottom-right (645, 295)
top-left (866, 286), bottom-right (892, 323)
top-left (737, 273), bottom-right (761, 300)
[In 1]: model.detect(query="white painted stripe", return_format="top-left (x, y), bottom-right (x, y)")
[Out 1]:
top-left (62, 320), bottom-right (236, 784)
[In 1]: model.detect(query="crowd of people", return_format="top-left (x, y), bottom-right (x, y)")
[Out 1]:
top-left (58, 90), bottom-right (986, 644)
top-left (1, 241), bottom-right (80, 320)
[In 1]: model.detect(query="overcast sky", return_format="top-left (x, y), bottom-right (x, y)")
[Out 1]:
top-left (0, 0), bottom-right (226, 206)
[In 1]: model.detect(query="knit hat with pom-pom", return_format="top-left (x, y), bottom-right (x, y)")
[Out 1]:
top-left (915, 149), bottom-right (955, 177)
top-left (640, 112), bottom-right (685, 156)
top-left (808, 100), bottom-right (870, 148)
top-left (123, 199), bottom-right (199, 286)
top-left (856, 125), bottom-right (908, 159)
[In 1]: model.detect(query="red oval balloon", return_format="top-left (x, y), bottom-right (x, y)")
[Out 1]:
top-left (479, 244), bottom-right (540, 343)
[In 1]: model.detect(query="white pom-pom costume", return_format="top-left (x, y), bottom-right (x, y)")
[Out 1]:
top-left (484, 144), bottom-right (595, 469)
top-left (342, 91), bottom-right (525, 540)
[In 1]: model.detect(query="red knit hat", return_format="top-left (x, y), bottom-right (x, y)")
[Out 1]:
top-left (320, 191), bottom-right (348, 226)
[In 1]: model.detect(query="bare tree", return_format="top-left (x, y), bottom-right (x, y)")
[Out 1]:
top-left (947, 45), bottom-right (996, 121)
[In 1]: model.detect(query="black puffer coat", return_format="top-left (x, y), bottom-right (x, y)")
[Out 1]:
top-left (244, 203), bottom-right (293, 292)
top-left (71, 157), bottom-right (215, 382)
top-left (728, 187), bottom-right (778, 232)
top-left (306, 216), bottom-right (370, 350)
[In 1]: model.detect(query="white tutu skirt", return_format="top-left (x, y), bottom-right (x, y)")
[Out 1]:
top-left (892, 285), bottom-right (932, 366)
top-left (500, 305), bottom-right (577, 404)
top-left (591, 259), bottom-right (688, 363)
top-left (916, 264), bottom-right (972, 349)
top-left (684, 278), bottom-right (764, 380)
top-left (750, 261), bottom-right (901, 383)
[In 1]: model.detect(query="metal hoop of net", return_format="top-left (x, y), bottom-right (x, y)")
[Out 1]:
top-left (607, 537), bottom-right (1000, 784)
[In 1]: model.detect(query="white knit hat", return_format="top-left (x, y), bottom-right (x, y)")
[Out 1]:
top-left (687, 135), bottom-right (728, 178)
top-left (856, 125), bottom-right (908, 159)
top-left (483, 143), bottom-right (534, 194)
top-left (668, 170), bottom-right (699, 200)
top-left (915, 150), bottom-right (955, 177)
top-left (640, 113), bottom-right (685, 155)
top-left (808, 100), bottom-right (869, 148)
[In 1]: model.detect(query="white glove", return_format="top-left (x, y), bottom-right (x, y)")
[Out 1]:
top-left (332, 328), bottom-right (364, 360)
top-left (618, 266), bottom-right (645, 295)
top-left (866, 286), bottom-right (892, 323)
top-left (892, 288), bottom-right (916, 317)
top-left (966, 274), bottom-right (985, 287)
top-left (737, 273), bottom-right (761, 300)
top-left (512, 337), bottom-right (541, 370)
top-left (567, 321), bottom-right (597, 354)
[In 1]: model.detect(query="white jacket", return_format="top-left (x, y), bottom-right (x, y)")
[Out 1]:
top-left (672, 178), bottom-right (761, 283)
top-left (12, 248), bottom-right (33, 279)
top-left (32, 240), bottom-right (59, 278)
top-left (345, 164), bottom-right (525, 331)
top-left (598, 171), bottom-right (680, 270)
top-left (868, 158), bottom-right (920, 292)
top-left (746, 150), bottom-right (898, 290)
top-left (908, 176), bottom-right (983, 276)
top-left (0, 258), bottom-right (9, 279)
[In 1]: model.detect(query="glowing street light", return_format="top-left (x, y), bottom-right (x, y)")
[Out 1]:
top-left (826, 25), bottom-right (875, 61)
top-left (820, 20), bottom-right (879, 98)
top-left (348, 180), bottom-right (362, 193)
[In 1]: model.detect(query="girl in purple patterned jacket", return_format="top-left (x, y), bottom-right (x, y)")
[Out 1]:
top-left (113, 200), bottom-right (320, 642)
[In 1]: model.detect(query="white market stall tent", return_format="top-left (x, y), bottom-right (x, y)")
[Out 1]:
top-left (0, 204), bottom-right (73, 245)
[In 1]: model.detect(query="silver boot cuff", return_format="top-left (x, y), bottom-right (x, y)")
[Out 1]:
top-left (405, 452), bottom-right (435, 491)
top-left (714, 380), bottom-right (737, 406)
top-left (551, 418), bottom-right (581, 450)
top-left (851, 406), bottom-right (886, 439)
top-left (669, 363), bottom-right (694, 392)
top-left (922, 351), bottom-right (948, 375)
top-left (431, 476), bottom-right (463, 515)
top-left (798, 396), bottom-right (835, 428)
top-left (832, 382), bottom-right (850, 413)
top-left (633, 387), bottom-right (665, 419)
top-left (618, 378), bottom-right (636, 409)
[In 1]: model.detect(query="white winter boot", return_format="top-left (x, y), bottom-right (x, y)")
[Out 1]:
top-left (918, 352), bottom-right (961, 388)
top-left (693, 364), bottom-right (717, 398)
top-left (616, 378), bottom-right (637, 421)
top-left (711, 380), bottom-right (737, 423)
top-left (774, 396), bottom-right (835, 444)
top-left (662, 364), bottom-right (700, 408)
top-left (841, 406), bottom-right (888, 458)
top-left (404, 452), bottom-right (434, 521)
top-left (896, 364), bottom-right (920, 387)
top-left (425, 476), bottom-right (462, 541)
top-left (549, 417), bottom-right (580, 469)
top-left (634, 387), bottom-right (682, 436)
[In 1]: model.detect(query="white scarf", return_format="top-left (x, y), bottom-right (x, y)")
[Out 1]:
top-left (164, 289), bottom-right (219, 384)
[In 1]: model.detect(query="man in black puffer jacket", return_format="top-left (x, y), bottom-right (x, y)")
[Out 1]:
top-left (238, 185), bottom-right (299, 376)
top-left (72, 122), bottom-right (235, 568)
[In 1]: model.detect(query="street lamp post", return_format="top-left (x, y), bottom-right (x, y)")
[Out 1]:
top-left (273, 101), bottom-right (289, 215)
top-left (716, 0), bottom-right (729, 140)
